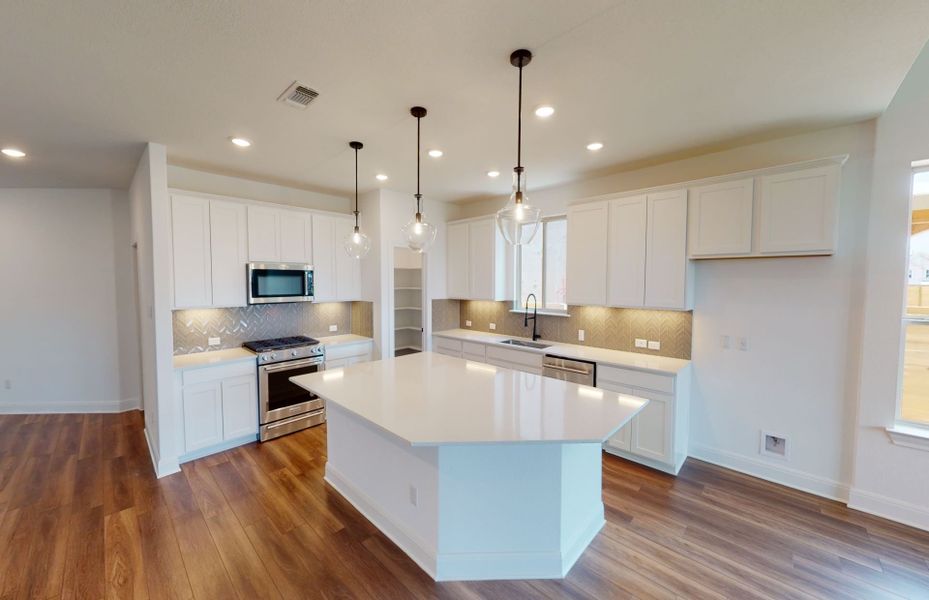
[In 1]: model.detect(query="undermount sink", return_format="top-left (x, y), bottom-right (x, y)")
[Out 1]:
top-left (500, 339), bottom-right (551, 350)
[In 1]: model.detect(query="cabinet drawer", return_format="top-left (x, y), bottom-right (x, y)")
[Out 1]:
top-left (325, 341), bottom-right (373, 361)
top-left (461, 341), bottom-right (486, 361)
top-left (485, 345), bottom-right (543, 369)
top-left (434, 337), bottom-right (463, 354)
top-left (182, 360), bottom-right (255, 387)
top-left (597, 364), bottom-right (674, 394)
top-left (486, 358), bottom-right (543, 376)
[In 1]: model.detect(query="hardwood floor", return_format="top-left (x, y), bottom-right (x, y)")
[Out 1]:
top-left (1, 412), bottom-right (928, 599)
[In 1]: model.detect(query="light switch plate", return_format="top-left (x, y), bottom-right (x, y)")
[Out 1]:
top-left (489, 323), bottom-right (496, 330)
top-left (720, 335), bottom-right (731, 349)
top-left (329, 325), bottom-right (338, 332)
top-left (465, 320), bottom-right (472, 327)
top-left (208, 337), bottom-right (221, 347)
top-left (634, 338), bottom-right (647, 348)
top-left (739, 336), bottom-right (749, 351)
top-left (648, 340), bottom-right (660, 350)
top-left (578, 329), bottom-right (585, 342)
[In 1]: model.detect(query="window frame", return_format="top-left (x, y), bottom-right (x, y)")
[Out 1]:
top-left (513, 214), bottom-right (569, 315)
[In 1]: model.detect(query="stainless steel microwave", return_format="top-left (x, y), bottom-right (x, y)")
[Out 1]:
top-left (247, 263), bottom-right (314, 304)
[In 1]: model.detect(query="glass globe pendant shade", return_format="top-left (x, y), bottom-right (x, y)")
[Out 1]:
top-left (344, 225), bottom-right (371, 259)
top-left (496, 169), bottom-right (541, 245)
top-left (403, 212), bottom-right (437, 254)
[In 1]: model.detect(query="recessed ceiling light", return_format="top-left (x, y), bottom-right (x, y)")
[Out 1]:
top-left (535, 105), bottom-right (555, 118)
top-left (230, 137), bottom-right (252, 148)
top-left (1, 148), bottom-right (26, 158)
top-left (487, 170), bottom-right (500, 178)
top-left (376, 173), bottom-right (389, 181)
top-left (586, 142), bottom-right (604, 151)
top-left (428, 149), bottom-right (443, 158)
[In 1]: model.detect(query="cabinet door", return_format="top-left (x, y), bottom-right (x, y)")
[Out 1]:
top-left (312, 215), bottom-right (336, 302)
top-left (446, 222), bottom-right (470, 299)
top-left (221, 375), bottom-right (258, 440)
top-left (182, 382), bottom-right (223, 453)
top-left (280, 211), bottom-right (310, 263)
top-left (607, 195), bottom-right (647, 307)
top-left (334, 217), bottom-right (362, 300)
top-left (757, 165), bottom-right (839, 254)
top-left (597, 380), bottom-right (633, 451)
top-left (325, 357), bottom-right (349, 369)
top-left (171, 195), bottom-right (212, 308)
top-left (209, 200), bottom-right (247, 307)
top-left (631, 390), bottom-right (673, 463)
top-left (567, 201), bottom-right (609, 306)
top-left (644, 190), bottom-right (690, 309)
top-left (688, 178), bottom-right (754, 257)
top-left (247, 205), bottom-right (281, 262)
top-left (468, 219), bottom-right (498, 300)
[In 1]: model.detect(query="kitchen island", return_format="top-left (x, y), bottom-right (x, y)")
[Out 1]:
top-left (291, 352), bottom-right (647, 581)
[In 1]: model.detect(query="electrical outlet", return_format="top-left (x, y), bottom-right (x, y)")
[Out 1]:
top-left (329, 325), bottom-right (338, 332)
top-left (489, 323), bottom-right (496, 330)
top-left (208, 337), bottom-right (221, 347)
top-left (720, 335), bottom-right (730, 349)
top-left (738, 336), bottom-right (749, 351)
top-left (408, 484), bottom-right (419, 507)
top-left (578, 329), bottom-right (585, 342)
top-left (648, 340), bottom-right (660, 350)
top-left (634, 338), bottom-right (647, 349)
top-left (3, 379), bottom-right (10, 390)
top-left (465, 320), bottom-right (472, 327)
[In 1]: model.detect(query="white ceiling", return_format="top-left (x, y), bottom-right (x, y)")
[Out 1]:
top-left (2, 0), bottom-right (928, 203)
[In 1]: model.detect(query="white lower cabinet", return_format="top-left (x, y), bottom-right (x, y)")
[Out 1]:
top-left (176, 361), bottom-right (258, 461)
top-left (323, 340), bottom-right (374, 369)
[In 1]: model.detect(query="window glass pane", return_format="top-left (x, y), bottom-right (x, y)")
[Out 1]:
top-left (518, 223), bottom-right (543, 305)
top-left (544, 219), bottom-right (567, 310)
top-left (901, 170), bottom-right (929, 425)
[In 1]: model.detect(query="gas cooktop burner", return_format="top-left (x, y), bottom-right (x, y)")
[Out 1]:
top-left (242, 335), bottom-right (320, 352)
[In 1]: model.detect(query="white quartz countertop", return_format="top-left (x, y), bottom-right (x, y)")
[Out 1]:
top-left (433, 329), bottom-right (690, 375)
top-left (317, 334), bottom-right (373, 347)
top-left (173, 348), bottom-right (256, 371)
top-left (291, 352), bottom-right (648, 446)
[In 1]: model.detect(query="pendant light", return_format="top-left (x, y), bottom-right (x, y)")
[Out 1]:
top-left (343, 141), bottom-right (371, 259)
top-left (402, 106), bottom-right (437, 253)
top-left (496, 49), bottom-right (542, 246)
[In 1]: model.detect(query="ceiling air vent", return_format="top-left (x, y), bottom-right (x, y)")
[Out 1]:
top-left (277, 81), bottom-right (319, 110)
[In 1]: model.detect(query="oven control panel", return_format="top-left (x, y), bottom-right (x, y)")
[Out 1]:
top-left (256, 344), bottom-right (324, 365)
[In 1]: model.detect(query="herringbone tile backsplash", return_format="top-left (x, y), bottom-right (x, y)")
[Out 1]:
top-left (458, 301), bottom-right (692, 359)
top-left (173, 301), bottom-right (372, 354)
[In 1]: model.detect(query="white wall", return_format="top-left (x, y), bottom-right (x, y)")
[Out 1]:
top-left (450, 121), bottom-right (876, 502)
top-left (167, 165), bottom-right (350, 213)
top-left (0, 188), bottom-right (140, 412)
top-left (851, 41), bottom-right (929, 530)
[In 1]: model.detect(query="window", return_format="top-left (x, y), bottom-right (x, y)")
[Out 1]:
top-left (900, 169), bottom-right (929, 426)
top-left (514, 216), bottom-right (567, 313)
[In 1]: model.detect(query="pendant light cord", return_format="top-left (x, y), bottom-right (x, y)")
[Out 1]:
top-left (515, 61), bottom-right (524, 198)
top-left (416, 114), bottom-right (422, 214)
top-left (353, 146), bottom-right (359, 229)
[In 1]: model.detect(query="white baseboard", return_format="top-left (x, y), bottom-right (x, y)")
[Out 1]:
top-left (0, 397), bottom-right (141, 414)
top-left (848, 487), bottom-right (929, 533)
top-left (689, 443), bottom-right (849, 502)
top-left (145, 427), bottom-right (180, 479)
top-left (178, 434), bottom-right (257, 465)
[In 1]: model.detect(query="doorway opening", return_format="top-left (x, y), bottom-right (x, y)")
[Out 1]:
top-left (393, 247), bottom-right (424, 357)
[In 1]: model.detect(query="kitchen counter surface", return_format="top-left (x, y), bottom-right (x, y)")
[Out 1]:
top-left (292, 351), bottom-right (647, 446)
top-left (433, 329), bottom-right (690, 375)
top-left (317, 334), bottom-right (373, 348)
top-left (173, 347), bottom-right (256, 371)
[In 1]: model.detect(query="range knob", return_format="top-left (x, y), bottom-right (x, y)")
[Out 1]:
top-left (269, 353), bottom-right (277, 360)
top-left (291, 350), bottom-right (298, 357)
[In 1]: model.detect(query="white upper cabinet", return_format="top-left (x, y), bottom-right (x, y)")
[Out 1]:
top-left (313, 214), bottom-right (361, 302)
top-left (688, 178), bottom-right (754, 257)
top-left (208, 200), bottom-right (248, 307)
top-left (757, 165), bottom-right (839, 255)
top-left (645, 189), bottom-right (692, 310)
top-left (247, 205), bottom-right (281, 262)
top-left (171, 194), bottom-right (212, 308)
top-left (446, 222), bottom-right (470, 299)
top-left (445, 217), bottom-right (509, 301)
top-left (567, 201), bottom-right (609, 306)
top-left (280, 210), bottom-right (313, 264)
top-left (607, 195), bottom-right (647, 308)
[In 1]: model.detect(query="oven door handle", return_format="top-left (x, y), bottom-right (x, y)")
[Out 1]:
top-left (260, 357), bottom-right (323, 373)
top-left (543, 363), bottom-right (592, 375)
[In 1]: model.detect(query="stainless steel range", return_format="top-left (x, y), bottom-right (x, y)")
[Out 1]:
top-left (243, 336), bottom-right (325, 441)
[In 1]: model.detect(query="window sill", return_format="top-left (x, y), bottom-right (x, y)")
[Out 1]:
top-left (509, 309), bottom-right (571, 318)
top-left (886, 423), bottom-right (929, 452)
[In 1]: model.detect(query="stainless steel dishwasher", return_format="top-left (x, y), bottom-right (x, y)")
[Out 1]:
top-left (542, 354), bottom-right (596, 386)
